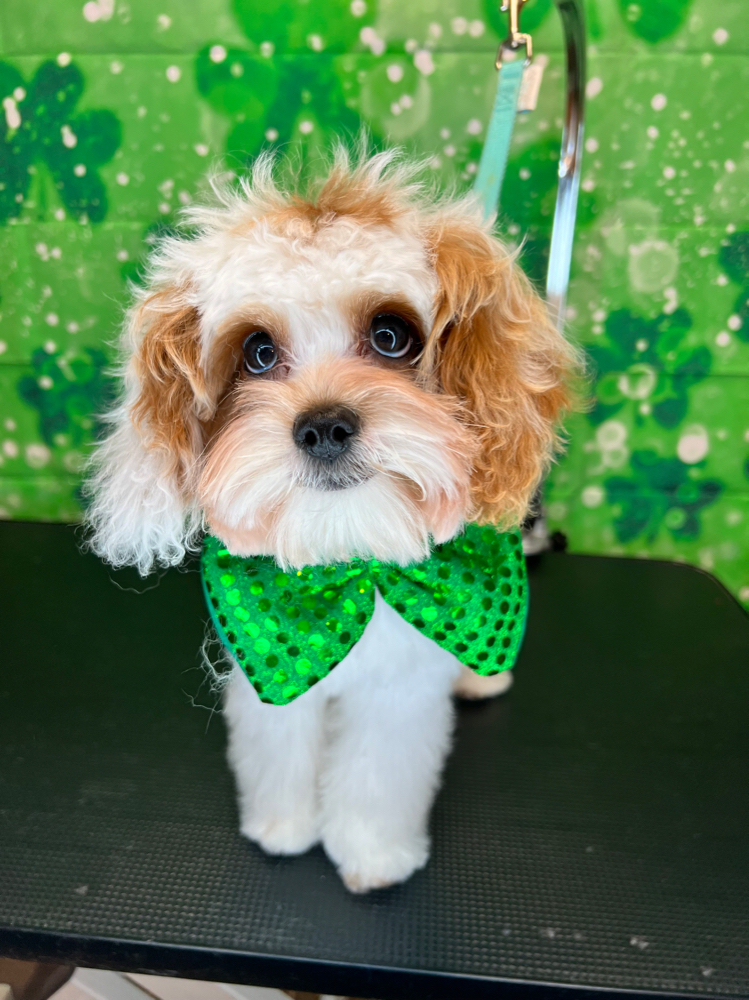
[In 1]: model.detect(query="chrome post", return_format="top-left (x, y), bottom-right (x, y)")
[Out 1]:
top-left (546, 0), bottom-right (586, 329)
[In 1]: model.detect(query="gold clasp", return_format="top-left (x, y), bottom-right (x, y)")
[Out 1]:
top-left (496, 0), bottom-right (533, 69)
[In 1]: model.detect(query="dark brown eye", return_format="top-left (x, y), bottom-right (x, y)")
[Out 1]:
top-left (369, 313), bottom-right (418, 359)
top-left (242, 331), bottom-right (278, 375)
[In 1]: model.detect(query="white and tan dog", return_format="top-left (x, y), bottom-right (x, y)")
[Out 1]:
top-left (86, 148), bottom-right (575, 892)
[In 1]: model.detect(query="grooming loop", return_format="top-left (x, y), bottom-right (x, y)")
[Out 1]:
top-left (478, 0), bottom-right (586, 327)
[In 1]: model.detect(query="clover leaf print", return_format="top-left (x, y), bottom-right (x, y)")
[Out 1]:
top-left (605, 450), bottom-right (723, 544)
top-left (17, 346), bottom-right (114, 454)
top-left (0, 59), bottom-right (121, 224)
top-left (196, 0), bottom-right (377, 169)
top-left (617, 0), bottom-right (694, 43)
top-left (586, 308), bottom-right (710, 430)
top-left (718, 231), bottom-right (749, 342)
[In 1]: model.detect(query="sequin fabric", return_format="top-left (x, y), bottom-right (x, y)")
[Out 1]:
top-left (201, 524), bottom-right (528, 706)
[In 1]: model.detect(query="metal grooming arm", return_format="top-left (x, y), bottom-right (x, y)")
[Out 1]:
top-left (546, 0), bottom-right (586, 327)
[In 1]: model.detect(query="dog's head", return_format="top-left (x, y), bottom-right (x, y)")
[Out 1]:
top-left (86, 149), bottom-right (577, 573)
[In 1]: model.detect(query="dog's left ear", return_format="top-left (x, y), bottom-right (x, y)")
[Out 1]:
top-left (424, 213), bottom-right (578, 528)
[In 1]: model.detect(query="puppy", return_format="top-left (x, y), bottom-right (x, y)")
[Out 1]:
top-left (86, 148), bottom-right (575, 893)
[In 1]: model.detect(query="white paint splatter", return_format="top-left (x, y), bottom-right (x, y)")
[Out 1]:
top-left (57, 52), bottom-right (72, 66)
top-left (586, 77), bottom-right (603, 99)
top-left (360, 26), bottom-right (385, 56)
top-left (466, 118), bottom-right (482, 135)
top-left (663, 286), bottom-right (678, 314)
top-left (116, 172), bottom-right (129, 185)
top-left (166, 65), bottom-right (181, 82)
top-left (413, 49), bottom-right (434, 75)
top-left (299, 120), bottom-right (314, 134)
top-left (3, 97), bottom-right (21, 130)
top-left (61, 124), bottom-right (77, 148)
top-left (582, 485), bottom-right (604, 508)
top-left (209, 45), bottom-right (227, 63)
top-left (712, 27), bottom-right (729, 45)
top-left (387, 64), bottom-right (404, 83)
top-left (45, 313), bottom-right (59, 326)
top-left (73, 163), bottom-right (86, 177)
top-left (26, 444), bottom-right (51, 469)
top-left (651, 93), bottom-right (667, 111)
top-left (677, 425), bottom-right (709, 464)
top-left (350, 0), bottom-right (366, 15)
top-left (194, 143), bottom-right (209, 156)
top-left (585, 137), bottom-right (599, 152)
top-left (451, 16), bottom-right (468, 34)
top-left (82, 0), bottom-right (114, 22)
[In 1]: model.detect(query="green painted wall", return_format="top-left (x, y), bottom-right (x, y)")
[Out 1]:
top-left (1, 0), bottom-right (747, 607)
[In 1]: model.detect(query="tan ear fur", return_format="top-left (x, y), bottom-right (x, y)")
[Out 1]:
top-left (129, 291), bottom-right (209, 488)
top-left (424, 216), bottom-right (579, 528)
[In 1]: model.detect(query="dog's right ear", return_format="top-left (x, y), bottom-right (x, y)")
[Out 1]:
top-left (85, 287), bottom-right (211, 575)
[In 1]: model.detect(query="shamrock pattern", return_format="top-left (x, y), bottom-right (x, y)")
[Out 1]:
top-left (17, 346), bottom-right (113, 452)
top-left (195, 0), bottom-right (372, 168)
top-left (718, 232), bottom-right (749, 342)
top-left (605, 451), bottom-right (723, 544)
top-left (586, 308), bottom-right (710, 429)
top-left (0, 59), bottom-right (120, 224)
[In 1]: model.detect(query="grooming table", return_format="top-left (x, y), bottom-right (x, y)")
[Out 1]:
top-left (0, 521), bottom-right (747, 1000)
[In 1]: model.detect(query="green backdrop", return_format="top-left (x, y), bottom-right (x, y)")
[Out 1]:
top-left (1, 0), bottom-right (748, 608)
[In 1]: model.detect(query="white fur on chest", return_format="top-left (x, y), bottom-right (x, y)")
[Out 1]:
top-left (223, 589), bottom-right (463, 892)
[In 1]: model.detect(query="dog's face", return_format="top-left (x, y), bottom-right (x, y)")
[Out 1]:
top-left (87, 152), bottom-right (575, 574)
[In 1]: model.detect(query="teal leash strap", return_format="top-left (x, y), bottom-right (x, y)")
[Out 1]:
top-left (473, 57), bottom-right (525, 221)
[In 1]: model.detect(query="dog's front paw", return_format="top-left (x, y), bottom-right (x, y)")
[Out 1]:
top-left (322, 821), bottom-right (429, 893)
top-left (453, 664), bottom-right (513, 700)
top-left (240, 811), bottom-right (320, 856)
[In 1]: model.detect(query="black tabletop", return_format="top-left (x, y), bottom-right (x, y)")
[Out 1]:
top-left (0, 522), bottom-right (747, 1000)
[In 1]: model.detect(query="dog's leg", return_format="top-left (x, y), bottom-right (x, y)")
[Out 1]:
top-left (319, 592), bottom-right (460, 893)
top-left (224, 666), bottom-right (326, 856)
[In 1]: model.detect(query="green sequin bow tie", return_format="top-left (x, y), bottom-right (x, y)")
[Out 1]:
top-left (201, 523), bottom-right (528, 706)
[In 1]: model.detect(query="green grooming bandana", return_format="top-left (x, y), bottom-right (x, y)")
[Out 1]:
top-left (202, 523), bottom-right (528, 706)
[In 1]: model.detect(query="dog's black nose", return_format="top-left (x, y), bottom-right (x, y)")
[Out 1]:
top-left (293, 406), bottom-right (360, 461)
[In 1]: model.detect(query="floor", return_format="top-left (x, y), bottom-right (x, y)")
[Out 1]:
top-left (49, 971), bottom-right (337, 1000)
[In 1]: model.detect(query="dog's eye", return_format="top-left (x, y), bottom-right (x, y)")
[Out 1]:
top-left (242, 331), bottom-right (278, 375)
top-left (369, 314), bottom-right (416, 359)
